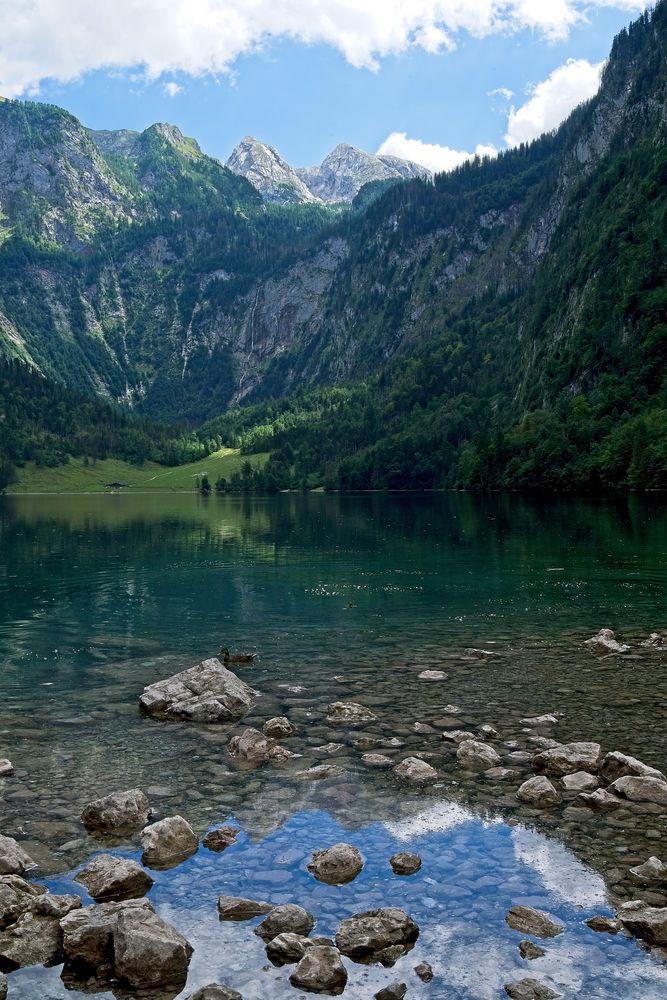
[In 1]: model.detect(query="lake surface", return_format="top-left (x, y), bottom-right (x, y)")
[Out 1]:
top-left (1, 492), bottom-right (666, 998)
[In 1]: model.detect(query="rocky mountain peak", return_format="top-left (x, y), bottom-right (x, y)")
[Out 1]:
top-left (225, 136), bottom-right (317, 205)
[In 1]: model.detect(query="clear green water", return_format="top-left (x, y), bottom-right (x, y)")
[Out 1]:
top-left (1, 492), bottom-right (666, 998)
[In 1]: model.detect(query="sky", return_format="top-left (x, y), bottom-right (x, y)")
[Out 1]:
top-left (0, 1), bottom-right (651, 171)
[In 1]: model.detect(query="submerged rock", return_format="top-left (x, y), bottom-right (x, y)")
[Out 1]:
top-left (389, 853), bottom-right (422, 876)
top-left (517, 776), bottom-right (561, 809)
top-left (256, 904), bottom-right (315, 942)
top-left (617, 901), bottom-right (667, 945)
top-left (505, 906), bottom-right (564, 939)
top-left (533, 742), bottom-right (601, 777)
top-left (457, 740), bottom-right (501, 771)
top-left (140, 816), bottom-right (198, 869)
top-left (217, 896), bottom-right (273, 921)
top-left (641, 633), bottom-right (667, 650)
top-left (335, 908), bottom-right (419, 965)
top-left (608, 775), bottom-right (667, 805)
top-left (139, 657), bottom-right (255, 723)
top-left (504, 979), bottom-right (560, 999)
top-left (74, 855), bottom-right (154, 902)
top-left (441, 730), bottom-right (476, 745)
top-left (478, 724), bottom-right (499, 739)
top-left (294, 765), bottom-right (346, 781)
top-left (600, 751), bottom-right (666, 784)
top-left (519, 940), bottom-right (546, 960)
top-left (186, 986), bottom-right (243, 1000)
top-left (266, 931), bottom-right (313, 966)
top-left (203, 825), bottom-right (240, 852)
top-left (307, 843), bottom-right (364, 885)
top-left (0, 836), bottom-right (35, 876)
top-left (561, 771), bottom-right (598, 792)
top-left (113, 904), bottom-right (193, 988)
top-left (393, 757), bottom-right (438, 783)
top-left (574, 788), bottom-right (621, 811)
top-left (326, 702), bottom-right (377, 726)
top-left (81, 789), bottom-right (150, 833)
top-left (362, 753), bottom-right (393, 769)
top-left (520, 715), bottom-right (559, 728)
top-left (584, 629), bottom-right (630, 654)
top-left (289, 945), bottom-right (348, 995)
top-left (263, 716), bottom-right (295, 739)
top-left (418, 670), bottom-right (448, 681)
top-left (228, 728), bottom-right (274, 767)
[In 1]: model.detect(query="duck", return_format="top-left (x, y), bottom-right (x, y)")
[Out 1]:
top-left (219, 646), bottom-right (258, 664)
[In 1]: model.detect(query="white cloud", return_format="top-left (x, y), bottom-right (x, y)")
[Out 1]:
top-left (505, 57), bottom-right (604, 146)
top-left (378, 131), bottom-right (498, 173)
top-left (488, 86), bottom-right (514, 100)
top-left (0, 0), bottom-right (650, 98)
top-left (162, 81), bottom-right (182, 97)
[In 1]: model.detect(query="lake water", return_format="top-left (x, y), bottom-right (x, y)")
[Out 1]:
top-left (1, 492), bottom-right (666, 998)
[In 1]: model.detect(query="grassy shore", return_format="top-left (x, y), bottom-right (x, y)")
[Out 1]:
top-left (7, 449), bottom-right (268, 493)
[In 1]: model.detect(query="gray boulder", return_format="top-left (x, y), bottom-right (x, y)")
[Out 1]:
top-left (336, 908), bottom-right (419, 965)
top-left (608, 775), bottom-right (667, 805)
top-left (0, 875), bottom-right (45, 928)
top-left (629, 857), bottom-right (667, 887)
top-left (584, 629), bottom-right (630, 654)
top-left (289, 945), bottom-right (348, 995)
top-left (505, 906), bottom-right (564, 939)
top-left (61, 898), bottom-right (154, 973)
top-left (362, 754), bottom-right (394, 769)
top-left (519, 940), bottom-right (546, 960)
top-left (81, 789), bottom-right (150, 833)
top-left (186, 987), bottom-right (242, 1000)
top-left (441, 730), bottom-right (476, 744)
top-left (113, 905), bottom-right (193, 988)
top-left (521, 715), bottom-right (559, 727)
top-left (457, 740), bottom-right (501, 771)
top-left (617, 901), bottom-right (667, 945)
top-left (574, 788), bottom-right (621, 811)
top-left (228, 728), bottom-right (274, 767)
top-left (375, 984), bottom-right (407, 1000)
top-left (203, 826), bottom-right (240, 852)
top-left (0, 835), bottom-right (35, 876)
top-left (0, 761), bottom-right (13, 778)
top-left (264, 716), bottom-right (295, 739)
top-left (517, 776), bottom-right (560, 809)
top-left (600, 751), bottom-right (666, 784)
top-left (393, 757), bottom-right (438, 783)
top-left (533, 742), bottom-right (601, 777)
top-left (256, 904), bottom-right (315, 942)
top-left (0, 911), bottom-right (64, 969)
top-left (561, 772), bottom-right (598, 792)
top-left (140, 815), bottom-right (198, 869)
top-left (389, 853), bottom-right (422, 876)
top-left (139, 657), bottom-right (255, 723)
top-left (75, 854), bottom-right (154, 901)
top-left (326, 702), bottom-right (377, 726)
top-left (217, 895), bottom-right (273, 921)
top-left (504, 979), bottom-right (560, 999)
top-left (307, 843), bottom-right (364, 885)
top-left (266, 932), bottom-right (313, 966)
top-left (414, 961), bottom-right (434, 982)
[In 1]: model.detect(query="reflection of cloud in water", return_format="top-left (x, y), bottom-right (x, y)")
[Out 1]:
top-left (384, 799), bottom-right (498, 840)
top-left (512, 826), bottom-right (607, 908)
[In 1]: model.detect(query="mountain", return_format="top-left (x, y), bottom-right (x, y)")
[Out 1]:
top-left (226, 138), bottom-right (432, 204)
top-left (225, 136), bottom-right (318, 205)
top-left (0, 2), bottom-right (665, 492)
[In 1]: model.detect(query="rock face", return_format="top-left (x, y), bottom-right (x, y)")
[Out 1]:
top-left (600, 751), bottom-right (666, 784)
top-left (335, 908), bottom-right (419, 965)
top-left (289, 944), bottom-right (348, 995)
top-left (505, 907), bottom-right (564, 939)
top-left (504, 979), bottom-right (560, 1000)
top-left (186, 986), bottom-right (242, 1000)
top-left (393, 757), bottom-right (438, 783)
top-left (608, 775), bottom-right (667, 805)
top-left (584, 629), bottom-right (630, 654)
top-left (81, 789), bottom-right (150, 833)
top-left (263, 716), bottom-right (295, 739)
top-left (217, 895), bottom-right (273, 921)
top-left (517, 776), bottom-right (561, 809)
top-left (294, 143), bottom-right (431, 203)
top-left (226, 136), bottom-right (318, 205)
top-left (256, 904), bottom-right (315, 943)
top-left (457, 740), bottom-right (501, 771)
top-left (266, 931), bottom-right (313, 966)
top-left (533, 742), bottom-right (601, 777)
top-left (307, 843), bottom-right (364, 885)
top-left (228, 727), bottom-right (274, 767)
top-left (0, 836), bottom-right (34, 876)
top-left (74, 855), bottom-right (154, 902)
top-left (389, 853), bottom-right (422, 876)
top-left (326, 702), bottom-right (377, 726)
top-left (140, 816), bottom-right (198, 868)
top-left (139, 658), bottom-right (255, 723)
top-left (113, 905), bottom-right (193, 988)
top-left (617, 901), bottom-right (667, 945)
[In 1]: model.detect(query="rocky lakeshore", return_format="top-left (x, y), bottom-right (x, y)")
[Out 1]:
top-left (0, 629), bottom-right (667, 997)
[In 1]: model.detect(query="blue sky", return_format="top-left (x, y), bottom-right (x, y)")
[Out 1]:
top-left (0, 1), bottom-right (648, 169)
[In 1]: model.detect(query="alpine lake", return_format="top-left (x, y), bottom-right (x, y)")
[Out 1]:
top-left (0, 491), bottom-right (666, 1000)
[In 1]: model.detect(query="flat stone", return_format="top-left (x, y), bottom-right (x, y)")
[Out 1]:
top-left (533, 742), bottom-right (601, 777)
top-left (520, 715), bottom-right (559, 727)
top-left (517, 776), bottom-right (561, 809)
top-left (393, 758), bottom-right (438, 783)
top-left (485, 767), bottom-right (519, 781)
top-left (505, 906), bottom-right (564, 939)
top-left (289, 945), bottom-right (348, 995)
top-left (294, 765), bottom-right (345, 781)
top-left (617, 901), bottom-right (667, 945)
top-left (140, 816), bottom-right (198, 869)
top-left (74, 855), bottom-right (154, 902)
top-left (314, 743), bottom-right (345, 754)
top-left (418, 670), bottom-right (448, 681)
top-left (442, 730), bottom-right (476, 745)
top-left (561, 772), bottom-right (598, 792)
top-left (203, 826), bottom-right (240, 852)
top-left (609, 775), bottom-right (667, 805)
top-left (326, 702), bottom-right (377, 726)
top-left (307, 843), bottom-right (364, 885)
top-left (601, 752), bottom-right (666, 784)
top-left (519, 940), bottom-right (546, 960)
top-left (504, 978), bottom-right (560, 999)
top-left (256, 904), bottom-right (315, 942)
top-left (336, 908), bottom-right (419, 966)
top-left (0, 836), bottom-right (35, 877)
top-left (186, 986), bottom-right (242, 1000)
top-left (457, 740), bottom-right (501, 771)
top-left (139, 657), bottom-right (256, 723)
top-left (81, 789), bottom-right (150, 833)
top-left (217, 896), bottom-right (273, 921)
top-left (389, 853), bottom-right (421, 876)
top-left (362, 754), bottom-right (393, 769)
